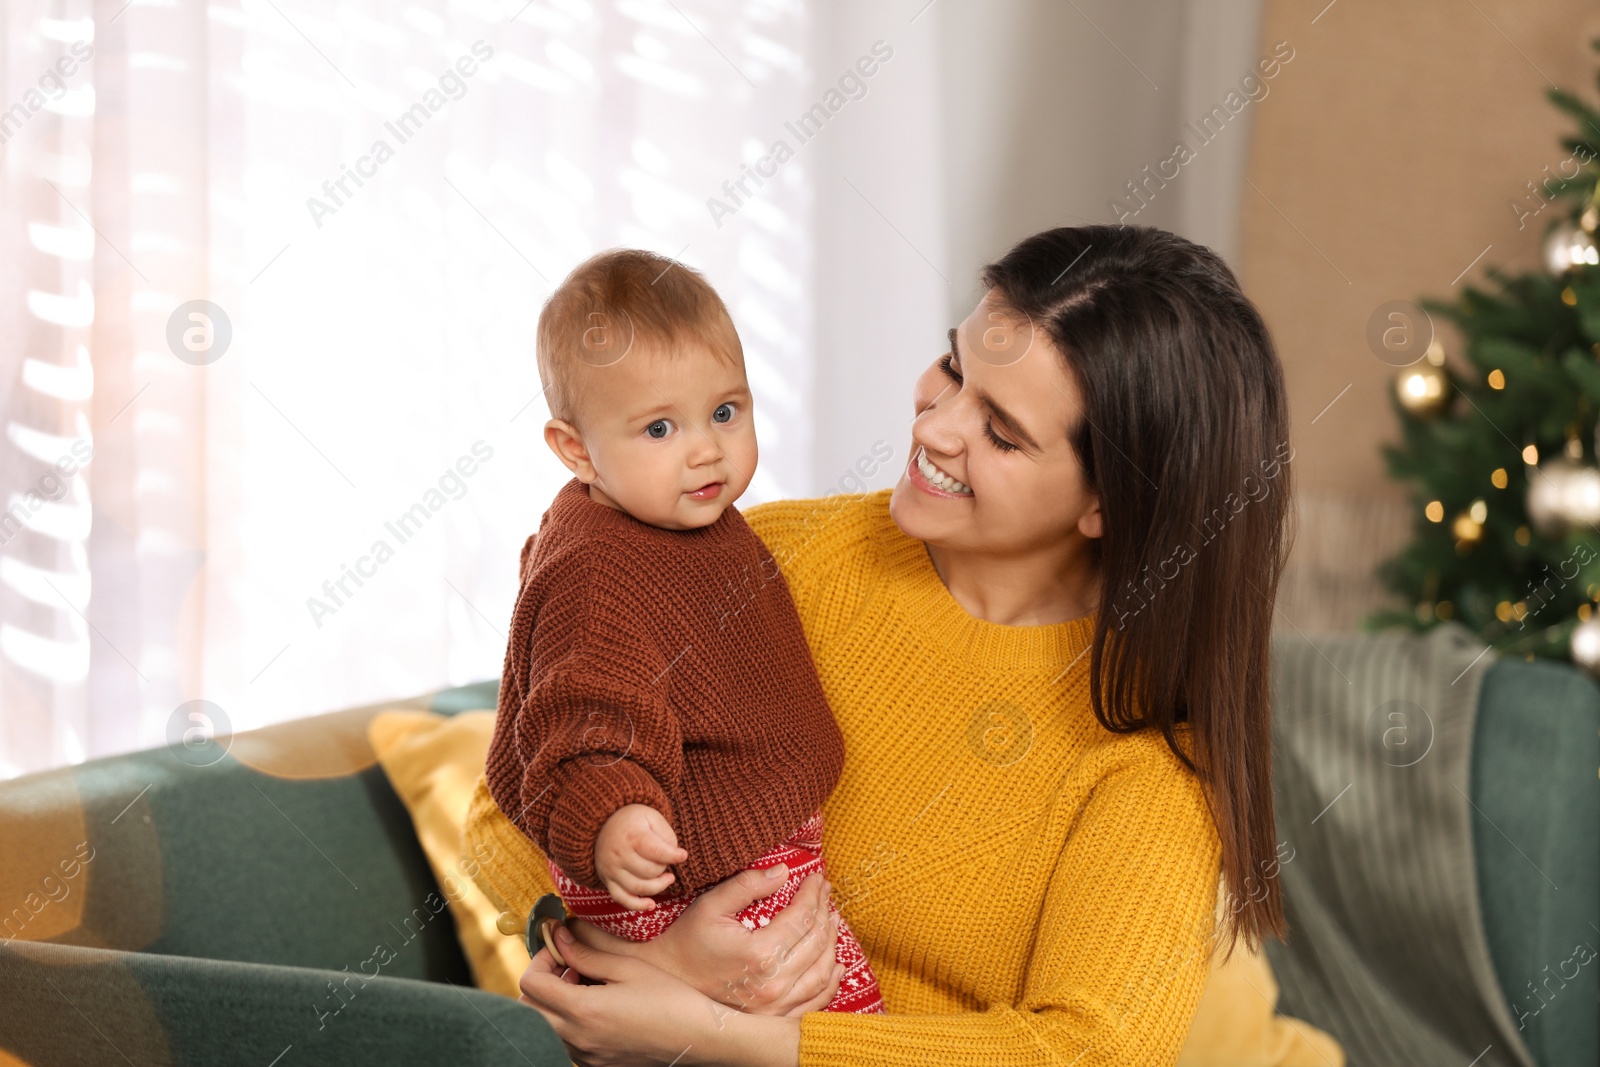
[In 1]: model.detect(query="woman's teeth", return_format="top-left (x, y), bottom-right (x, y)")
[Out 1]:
top-left (917, 449), bottom-right (972, 495)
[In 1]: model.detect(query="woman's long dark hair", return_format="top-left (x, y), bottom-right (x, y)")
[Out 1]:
top-left (983, 225), bottom-right (1294, 959)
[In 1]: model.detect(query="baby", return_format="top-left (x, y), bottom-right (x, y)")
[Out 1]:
top-left (483, 248), bottom-right (883, 1014)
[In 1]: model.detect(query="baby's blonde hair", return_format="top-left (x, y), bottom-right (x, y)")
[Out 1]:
top-left (537, 249), bottom-right (743, 425)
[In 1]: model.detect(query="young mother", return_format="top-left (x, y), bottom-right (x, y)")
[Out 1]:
top-left (509, 225), bottom-right (1293, 1065)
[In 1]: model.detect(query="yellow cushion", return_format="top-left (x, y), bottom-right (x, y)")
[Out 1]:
top-left (1176, 889), bottom-right (1345, 1067)
top-left (367, 709), bottom-right (532, 999)
top-left (463, 773), bottom-right (561, 926)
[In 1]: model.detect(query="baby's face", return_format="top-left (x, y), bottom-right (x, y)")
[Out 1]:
top-left (573, 343), bottom-right (758, 530)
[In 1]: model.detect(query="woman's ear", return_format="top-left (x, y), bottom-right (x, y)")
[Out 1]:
top-left (544, 419), bottom-right (598, 482)
top-left (1078, 496), bottom-right (1103, 540)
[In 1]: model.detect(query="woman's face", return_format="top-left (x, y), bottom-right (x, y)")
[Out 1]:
top-left (889, 290), bottom-right (1103, 561)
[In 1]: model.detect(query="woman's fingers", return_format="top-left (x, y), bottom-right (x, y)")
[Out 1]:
top-left (754, 872), bottom-right (832, 972)
top-left (519, 928), bottom-right (741, 1067)
top-left (564, 916), bottom-right (639, 957)
top-left (636, 862), bottom-right (842, 1011)
top-left (518, 947), bottom-right (580, 1015)
top-left (526, 944), bottom-right (568, 980)
top-left (774, 908), bottom-right (841, 1010)
top-left (789, 954), bottom-right (845, 1016)
top-left (696, 863), bottom-right (789, 919)
top-left (516, 937), bottom-right (661, 1061)
top-left (524, 929), bottom-right (629, 993)
top-left (549, 925), bottom-right (647, 984)
top-left (710, 872), bottom-right (840, 1014)
top-left (796, 870), bottom-right (831, 928)
top-left (820, 889), bottom-right (841, 954)
top-left (779, 905), bottom-right (843, 1016)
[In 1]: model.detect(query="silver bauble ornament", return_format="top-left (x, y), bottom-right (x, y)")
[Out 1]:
top-left (1570, 615), bottom-right (1600, 678)
top-left (1545, 218), bottom-right (1599, 274)
top-left (1526, 461), bottom-right (1600, 536)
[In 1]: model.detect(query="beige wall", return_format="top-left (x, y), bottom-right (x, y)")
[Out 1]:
top-left (1240, 0), bottom-right (1600, 629)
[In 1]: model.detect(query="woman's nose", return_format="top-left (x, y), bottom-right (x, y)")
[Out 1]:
top-left (911, 400), bottom-right (963, 460)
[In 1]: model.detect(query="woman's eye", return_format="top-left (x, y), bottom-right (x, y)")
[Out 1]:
top-left (938, 353), bottom-right (962, 382)
top-left (984, 422), bottom-right (1019, 453)
top-left (645, 419), bottom-right (674, 439)
top-left (712, 402), bottom-right (736, 424)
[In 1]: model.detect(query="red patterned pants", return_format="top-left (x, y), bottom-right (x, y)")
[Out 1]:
top-left (549, 811), bottom-right (885, 1014)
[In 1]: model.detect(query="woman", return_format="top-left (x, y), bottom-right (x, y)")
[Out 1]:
top-left (506, 224), bottom-right (1293, 1065)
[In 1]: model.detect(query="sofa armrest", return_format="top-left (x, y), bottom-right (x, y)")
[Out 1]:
top-left (0, 940), bottom-right (567, 1067)
top-left (1472, 655), bottom-right (1600, 1066)
top-left (0, 704), bottom-right (475, 981)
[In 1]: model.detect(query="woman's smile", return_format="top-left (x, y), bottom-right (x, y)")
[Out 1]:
top-left (910, 446), bottom-right (973, 497)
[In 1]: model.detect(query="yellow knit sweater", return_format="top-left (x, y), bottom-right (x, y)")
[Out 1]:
top-left (467, 489), bottom-right (1223, 1066)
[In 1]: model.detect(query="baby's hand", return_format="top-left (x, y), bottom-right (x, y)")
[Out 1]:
top-left (594, 803), bottom-right (689, 911)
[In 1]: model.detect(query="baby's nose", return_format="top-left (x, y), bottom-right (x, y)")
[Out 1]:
top-left (688, 433), bottom-right (724, 463)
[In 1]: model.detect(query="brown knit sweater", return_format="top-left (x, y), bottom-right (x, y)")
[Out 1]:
top-left (484, 477), bottom-right (846, 895)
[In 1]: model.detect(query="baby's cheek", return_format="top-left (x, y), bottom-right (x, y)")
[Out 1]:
top-left (596, 439), bottom-right (660, 515)
top-left (730, 432), bottom-right (760, 490)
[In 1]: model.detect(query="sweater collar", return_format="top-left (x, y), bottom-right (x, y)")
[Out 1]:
top-left (864, 490), bottom-right (1098, 675)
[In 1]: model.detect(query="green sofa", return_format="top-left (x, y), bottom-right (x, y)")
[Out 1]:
top-left (1, 658), bottom-right (1595, 1066)
top-left (0, 682), bottom-right (567, 1067)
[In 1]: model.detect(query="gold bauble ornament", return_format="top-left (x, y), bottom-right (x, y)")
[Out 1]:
top-left (1526, 460), bottom-right (1600, 536)
top-left (1396, 362), bottom-right (1452, 417)
top-left (1545, 218), bottom-right (1599, 274)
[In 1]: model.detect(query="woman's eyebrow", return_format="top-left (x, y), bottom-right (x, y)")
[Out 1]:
top-left (951, 325), bottom-right (1044, 452)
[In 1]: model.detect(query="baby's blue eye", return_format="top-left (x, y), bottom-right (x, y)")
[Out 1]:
top-left (645, 419), bottom-right (673, 439)
top-left (712, 403), bottom-right (736, 424)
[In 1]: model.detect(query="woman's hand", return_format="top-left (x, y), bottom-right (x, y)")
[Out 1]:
top-left (565, 864), bottom-right (844, 1015)
top-left (519, 924), bottom-right (802, 1067)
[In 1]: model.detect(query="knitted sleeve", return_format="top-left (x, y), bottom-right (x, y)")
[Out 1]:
top-left (797, 741), bottom-right (1223, 1066)
top-left (503, 541), bottom-right (684, 891)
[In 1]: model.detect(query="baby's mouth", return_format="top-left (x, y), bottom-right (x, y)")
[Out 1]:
top-left (687, 481), bottom-right (724, 501)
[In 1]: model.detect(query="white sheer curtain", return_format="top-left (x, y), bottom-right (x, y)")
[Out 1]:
top-left (1, 0), bottom-right (99, 777)
top-left (1, 0), bottom-right (814, 777)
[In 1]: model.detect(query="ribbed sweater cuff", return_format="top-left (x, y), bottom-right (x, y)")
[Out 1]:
top-left (797, 1009), bottom-right (1112, 1067)
top-left (545, 758), bottom-right (676, 889)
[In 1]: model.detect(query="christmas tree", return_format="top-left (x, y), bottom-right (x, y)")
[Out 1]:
top-left (1369, 42), bottom-right (1600, 672)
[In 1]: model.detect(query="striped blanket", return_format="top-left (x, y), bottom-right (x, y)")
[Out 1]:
top-left (1262, 622), bottom-right (1535, 1067)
